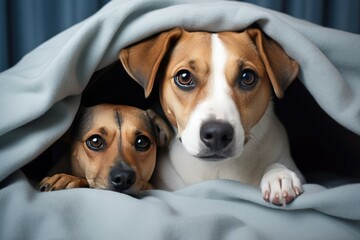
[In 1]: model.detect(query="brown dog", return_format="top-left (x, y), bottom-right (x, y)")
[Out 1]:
top-left (120, 27), bottom-right (305, 205)
top-left (37, 104), bottom-right (173, 194)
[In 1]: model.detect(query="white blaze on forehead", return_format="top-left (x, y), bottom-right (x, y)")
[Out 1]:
top-left (209, 34), bottom-right (232, 118)
top-left (180, 34), bottom-right (245, 157)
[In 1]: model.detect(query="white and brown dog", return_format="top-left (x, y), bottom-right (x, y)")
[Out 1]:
top-left (120, 27), bottom-right (305, 205)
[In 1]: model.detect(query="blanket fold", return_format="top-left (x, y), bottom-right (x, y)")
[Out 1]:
top-left (1, 172), bottom-right (359, 240)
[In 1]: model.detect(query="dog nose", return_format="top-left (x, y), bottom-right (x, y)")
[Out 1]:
top-left (200, 121), bottom-right (234, 151)
top-left (110, 168), bottom-right (136, 191)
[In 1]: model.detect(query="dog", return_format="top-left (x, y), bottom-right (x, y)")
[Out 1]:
top-left (119, 27), bottom-right (305, 205)
top-left (37, 104), bottom-right (173, 195)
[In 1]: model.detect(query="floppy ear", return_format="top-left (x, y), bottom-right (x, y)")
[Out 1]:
top-left (119, 28), bottom-right (183, 98)
top-left (246, 28), bottom-right (299, 98)
top-left (146, 109), bottom-right (174, 148)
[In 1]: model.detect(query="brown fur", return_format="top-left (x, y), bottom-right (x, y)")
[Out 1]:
top-left (37, 104), bottom-right (173, 193)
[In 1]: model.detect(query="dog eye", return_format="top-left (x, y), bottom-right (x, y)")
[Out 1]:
top-left (238, 69), bottom-right (258, 90)
top-left (86, 135), bottom-right (105, 151)
top-left (174, 69), bottom-right (195, 89)
top-left (135, 135), bottom-right (151, 152)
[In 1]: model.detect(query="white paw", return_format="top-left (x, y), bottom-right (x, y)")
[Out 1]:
top-left (260, 163), bottom-right (303, 206)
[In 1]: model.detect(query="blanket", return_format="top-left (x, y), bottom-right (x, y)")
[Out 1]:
top-left (0, 0), bottom-right (359, 239)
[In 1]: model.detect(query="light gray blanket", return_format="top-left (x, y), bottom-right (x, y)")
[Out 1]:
top-left (0, 0), bottom-right (359, 239)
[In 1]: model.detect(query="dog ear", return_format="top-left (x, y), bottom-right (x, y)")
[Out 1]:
top-left (246, 28), bottom-right (299, 98)
top-left (119, 28), bottom-right (183, 98)
top-left (146, 109), bottom-right (174, 148)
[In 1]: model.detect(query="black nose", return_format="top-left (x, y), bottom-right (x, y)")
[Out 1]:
top-left (200, 121), bottom-right (234, 151)
top-left (110, 168), bottom-right (136, 191)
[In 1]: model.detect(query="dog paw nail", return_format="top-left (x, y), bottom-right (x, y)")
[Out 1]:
top-left (283, 191), bottom-right (288, 198)
top-left (294, 187), bottom-right (302, 196)
top-left (263, 191), bottom-right (270, 201)
top-left (38, 184), bottom-right (49, 192)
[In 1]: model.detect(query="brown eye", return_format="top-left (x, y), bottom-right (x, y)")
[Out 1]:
top-left (135, 135), bottom-right (151, 152)
top-left (86, 135), bottom-right (105, 151)
top-left (238, 69), bottom-right (258, 90)
top-left (174, 69), bottom-right (195, 90)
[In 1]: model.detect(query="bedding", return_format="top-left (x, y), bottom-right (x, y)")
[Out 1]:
top-left (0, 0), bottom-right (359, 239)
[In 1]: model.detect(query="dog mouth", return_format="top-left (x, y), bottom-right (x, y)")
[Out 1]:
top-left (179, 136), bottom-right (236, 161)
top-left (199, 155), bottom-right (228, 161)
top-left (195, 152), bottom-right (232, 161)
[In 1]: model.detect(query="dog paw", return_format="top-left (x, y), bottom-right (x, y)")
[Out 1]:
top-left (260, 163), bottom-right (303, 206)
top-left (37, 174), bottom-right (88, 192)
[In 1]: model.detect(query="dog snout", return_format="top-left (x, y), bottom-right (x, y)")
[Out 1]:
top-left (110, 168), bottom-right (136, 191)
top-left (200, 121), bottom-right (234, 151)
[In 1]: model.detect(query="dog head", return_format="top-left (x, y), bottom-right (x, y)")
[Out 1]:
top-left (69, 104), bottom-right (173, 193)
top-left (120, 28), bottom-right (298, 160)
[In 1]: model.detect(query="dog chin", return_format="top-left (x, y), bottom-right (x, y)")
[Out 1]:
top-left (89, 181), bottom-right (109, 191)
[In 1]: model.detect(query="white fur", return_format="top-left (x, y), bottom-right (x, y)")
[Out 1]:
top-left (181, 34), bottom-right (244, 157)
top-left (153, 34), bottom-right (304, 205)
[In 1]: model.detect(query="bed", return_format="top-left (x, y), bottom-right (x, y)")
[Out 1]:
top-left (0, 0), bottom-right (359, 239)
